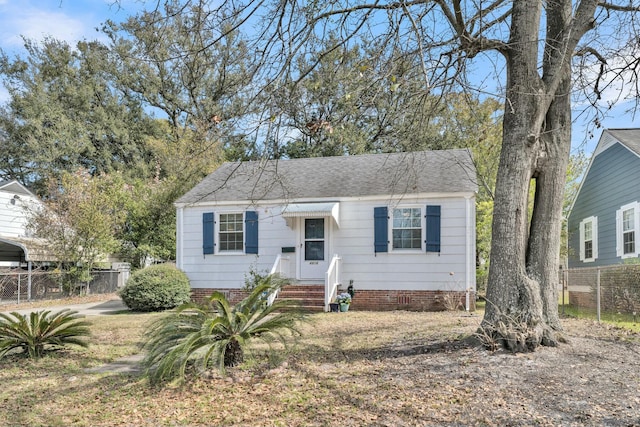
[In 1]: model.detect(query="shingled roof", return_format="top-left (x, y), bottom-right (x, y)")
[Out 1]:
top-left (0, 180), bottom-right (36, 196)
top-left (607, 129), bottom-right (640, 156)
top-left (176, 149), bottom-right (477, 205)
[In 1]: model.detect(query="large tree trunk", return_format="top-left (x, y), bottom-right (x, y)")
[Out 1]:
top-left (480, 0), bottom-right (574, 351)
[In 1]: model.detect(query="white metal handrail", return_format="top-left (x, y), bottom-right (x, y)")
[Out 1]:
top-left (267, 254), bottom-right (290, 306)
top-left (324, 254), bottom-right (342, 311)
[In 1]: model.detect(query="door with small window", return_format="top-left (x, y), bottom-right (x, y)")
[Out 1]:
top-left (299, 218), bottom-right (329, 280)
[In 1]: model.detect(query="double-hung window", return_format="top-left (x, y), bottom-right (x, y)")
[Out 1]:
top-left (616, 202), bottom-right (640, 258)
top-left (579, 216), bottom-right (597, 262)
top-left (219, 213), bottom-right (244, 252)
top-left (374, 205), bottom-right (441, 253)
top-left (392, 207), bottom-right (422, 250)
top-left (623, 209), bottom-right (635, 254)
top-left (202, 211), bottom-right (259, 255)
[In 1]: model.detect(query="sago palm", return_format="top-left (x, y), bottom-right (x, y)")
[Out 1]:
top-left (0, 309), bottom-right (91, 359)
top-left (143, 275), bottom-right (304, 384)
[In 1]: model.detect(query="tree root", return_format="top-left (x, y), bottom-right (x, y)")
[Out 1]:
top-left (476, 312), bottom-right (561, 352)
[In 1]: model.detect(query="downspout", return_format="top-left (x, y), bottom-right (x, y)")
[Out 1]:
top-left (176, 206), bottom-right (184, 270)
top-left (27, 261), bottom-right (32, 301)
top-left (23, 248), bottom-right (32, 302)
top-left (465, 195), bottom-right (475, 311)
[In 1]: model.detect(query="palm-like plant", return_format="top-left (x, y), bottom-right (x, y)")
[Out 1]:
top-left (143, 275), bottom-right (304, 384)
top-left (0, 309), bottom-right (91, 359)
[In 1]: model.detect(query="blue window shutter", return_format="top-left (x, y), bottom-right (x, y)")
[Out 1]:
top-left (426, 205), bottom-right (441, 252)
top-left (203, 212), bottom-right (215, 254)
top-left (245, 211), bottom-right (259, 254)
top-left (374, 207), bottom-right (388, 253)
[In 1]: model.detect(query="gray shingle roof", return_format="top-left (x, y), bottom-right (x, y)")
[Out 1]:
top-left (0, 180), bottom-right (35, 196)
top-left (607, 129), bottom-right (640, 156)
top-left (176, 149), bottom-right (478, 205)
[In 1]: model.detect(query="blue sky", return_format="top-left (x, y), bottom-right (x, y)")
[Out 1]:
top-left (0, 0), bottom-right (142, 53)
top-left (0, 0), bottom-right (638, 155)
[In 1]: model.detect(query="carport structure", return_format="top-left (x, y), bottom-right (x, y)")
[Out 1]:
top-left (0, 236), bottom-right (52, 301)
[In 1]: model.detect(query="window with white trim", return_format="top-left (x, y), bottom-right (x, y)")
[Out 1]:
top-left (616, 202), bottom-right (640, 258)
top-left (392, 207), bottom-right (422, 250)
top-left (623, 209), bottom-right (635, 254)
top-left (579, 216), bottom-right (597, 262)
top-left (219, 213), bottom-right (244, 252)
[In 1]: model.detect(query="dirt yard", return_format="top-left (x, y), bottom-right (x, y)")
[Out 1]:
top-left (1, 305), bottom-right (639, 426)
top-left (274, 311), bottom-right (640, 426)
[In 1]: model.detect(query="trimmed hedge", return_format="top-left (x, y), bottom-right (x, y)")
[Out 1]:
top-left (119, 264), bottom-right (191, 312)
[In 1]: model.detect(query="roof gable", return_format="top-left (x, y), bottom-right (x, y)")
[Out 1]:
top-left (568, 128), bottom-right (640, 217)
top-left (177, 149), bottom-right (478, 205)
top-left (0, 180), bottom-right (36, 197)
top-left (594, 128), bottom-right (640, 158)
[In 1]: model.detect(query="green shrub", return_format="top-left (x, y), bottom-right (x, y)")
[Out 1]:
top-left (143, 274), bottom-right (304, 384)
top-left (119, 264), bottom-right (191, 312)
top-left (0, 309), bottom-right (91, 359)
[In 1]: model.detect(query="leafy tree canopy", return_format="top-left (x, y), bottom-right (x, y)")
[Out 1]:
top-left (0, 38), bottom-right (157, 194)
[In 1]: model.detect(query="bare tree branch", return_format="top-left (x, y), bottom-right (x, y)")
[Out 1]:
top-left (598, 1), bottom-right (640, 12)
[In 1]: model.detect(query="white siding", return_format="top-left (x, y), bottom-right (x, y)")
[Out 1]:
top-left (335, 197), bottom-right (472, 291)
top-left (179, 204), bottom-right (296, 288)
top-left (178, 195), bottom-right (476, 292)
top-left (0, 191), bottom-right (39, 238)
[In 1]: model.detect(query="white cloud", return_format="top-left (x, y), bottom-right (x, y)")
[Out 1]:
top-left (6, 10), bottom-right (89, 47)
top-left (0, 1), bottom-right (114, 53)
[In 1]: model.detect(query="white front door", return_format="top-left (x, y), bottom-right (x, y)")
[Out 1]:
top-left (299, 218), bottom-right (329, 280)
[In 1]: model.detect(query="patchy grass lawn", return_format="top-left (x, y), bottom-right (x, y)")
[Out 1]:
top-left (561, 304), bottom-right (640, 333)
top-left (1, 308), bottom-right (639, 426)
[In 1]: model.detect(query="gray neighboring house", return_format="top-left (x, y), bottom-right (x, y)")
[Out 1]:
top-left (568, 129), bottom-right (640, 268)
top-left (175, 149), bottom-right (478, 311)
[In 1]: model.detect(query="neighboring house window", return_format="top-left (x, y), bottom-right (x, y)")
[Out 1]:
top-left (616, 202), bottom-right (640, 258)
top-left (374, 205), bottom-right (441, 253)
top-left (392, 207), bottom-right (422, 250)
top-left (579, 216), bottom-right (597, 262)
top-left (623, 209), bottom-right (635, 254)
top-left (202, 211), bottom-right (259, 255)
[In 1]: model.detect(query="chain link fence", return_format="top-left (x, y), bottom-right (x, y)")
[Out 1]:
top-left (0, 268), bottom-right (126, 306)
top-left (566, 264), bottom-right (640, 322)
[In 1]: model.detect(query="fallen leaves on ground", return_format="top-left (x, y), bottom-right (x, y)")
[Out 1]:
top-left (1, 310), bottom-right (640, 426)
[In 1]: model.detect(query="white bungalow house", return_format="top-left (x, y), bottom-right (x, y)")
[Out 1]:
top-left (175, 149), bottom-right (478, 311)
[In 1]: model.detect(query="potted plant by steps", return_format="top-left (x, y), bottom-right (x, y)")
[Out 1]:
top-left (337, 292), bottom-right (352, 312)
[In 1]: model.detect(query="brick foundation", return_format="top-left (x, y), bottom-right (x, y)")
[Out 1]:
top-left (191, 287), bottom-right (476, 312)
top-left (568, 291), bottom-right (594, 309)
top-left (350, 289), bottom-right (475, 311)
top-left (191, 288), bottom-right (249, 305)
